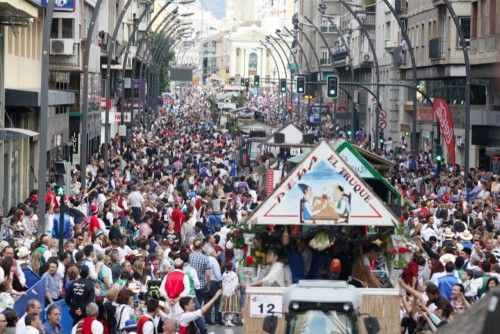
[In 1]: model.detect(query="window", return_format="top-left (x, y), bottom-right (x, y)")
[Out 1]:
top-left (385, 22), bottom-right (391, 41)
top-left (320, 48), bottom-right (330, 64)
top-left (490, 0), bottom-right (496, 35)
top-left (51, 18), bottom-right (59, 38)
top-left (471, 2), bottom-right (478, 38)
top-left (51, 18), bottom-right (74, 39)
top-left (61, 19), bottom-right (73, 39)
top-left (458, 16), bottom-right (471, 47)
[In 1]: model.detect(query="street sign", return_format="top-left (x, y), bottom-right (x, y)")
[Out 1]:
top-left (54, 185), bottom-right (64, 197)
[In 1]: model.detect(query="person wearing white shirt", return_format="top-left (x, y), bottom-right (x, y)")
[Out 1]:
top-left (24, 314), bottom-right (43, 334)
top-left (15, 300), bottom-right (42, 334)
top-left (249, 249), bottom-right (285, 287)
top-left (71, 303), bottom-right (103, 334)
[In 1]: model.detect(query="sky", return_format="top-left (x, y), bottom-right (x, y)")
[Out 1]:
top-left (201, 0), bottom-right (226, 19)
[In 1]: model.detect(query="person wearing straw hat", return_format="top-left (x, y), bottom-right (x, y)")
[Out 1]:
top-left (459, 230), bottom-right (474, 250)
top-left (441, 228), bottom-right (455, 248)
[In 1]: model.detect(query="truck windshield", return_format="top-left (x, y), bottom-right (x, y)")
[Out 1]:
top-left (287, 310), bottom-right (354, 334)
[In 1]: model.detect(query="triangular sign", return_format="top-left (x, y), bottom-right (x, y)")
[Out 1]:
top-left (250, 141), bottom-right (398, 226)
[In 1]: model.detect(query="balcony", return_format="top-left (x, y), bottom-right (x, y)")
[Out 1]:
top-left (428, 37), bottom-right (445, 59)
top-left (49, 45), bottom-right (81, 72)
top-left (384, 40), bottom-right (398, 52)
top-left (391, 47), bottom-right (407, 67)
top-left (394, 0), bottom-right (408, 16)
top-left (364, 13), bottom-right (375, 27)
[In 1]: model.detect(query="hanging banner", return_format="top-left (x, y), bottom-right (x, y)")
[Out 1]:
top-left (433, 98), bottom-right (456, 165)
top-left (249, 141), bottom-right (398, 226)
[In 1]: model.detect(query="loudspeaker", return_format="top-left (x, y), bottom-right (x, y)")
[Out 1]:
top-left (303, 134), bottom-right (315, 144)
top-left (274, 133), bottom-right (285, 144)
top-left (250, 130), bottom-right (266, 138)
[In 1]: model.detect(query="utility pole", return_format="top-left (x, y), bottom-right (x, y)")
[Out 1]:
top-left (38, 0), bottom-right (56, 229)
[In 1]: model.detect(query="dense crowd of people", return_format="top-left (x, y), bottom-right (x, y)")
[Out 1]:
top-left (0, 85), bottom-right (498, 334)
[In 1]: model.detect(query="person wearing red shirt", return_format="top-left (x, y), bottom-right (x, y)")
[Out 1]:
top-left (89, 205), bottom-right (101, 238)
top-left (402, 254), bottom-right (426, 288)
top-left (160, 259), bottom-right (189, 303)
top-left (171, 204), bottom-right (185, 234)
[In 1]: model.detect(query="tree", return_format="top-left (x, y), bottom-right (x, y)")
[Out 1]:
top-left (150, 33), bottom-right (175, 92)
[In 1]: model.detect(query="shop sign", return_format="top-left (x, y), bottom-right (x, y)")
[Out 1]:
top-left (249, 142), bottom-right (398, 226)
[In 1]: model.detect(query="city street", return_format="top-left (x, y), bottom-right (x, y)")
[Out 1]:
top-left (0, 0), bottom-right (499, 334)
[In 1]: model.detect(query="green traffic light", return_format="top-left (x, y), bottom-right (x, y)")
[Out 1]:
top-left (347, 130), bottom-right (352, 136)
top-left (436, 156), bottom-right (442, 162)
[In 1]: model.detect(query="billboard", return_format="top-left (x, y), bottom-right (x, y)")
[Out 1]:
top-left (249, 141), bottom-right (398, 226)
top-left (170, 67), bottom-right (193, 82)
top-left (41, 0), bottom-right (75, 11)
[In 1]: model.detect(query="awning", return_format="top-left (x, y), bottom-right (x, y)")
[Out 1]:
top-left (5, 89), bottom-right (76, 107)
top-left (0, 0), bottom-right (38, 26)
top-left (0, 128), bottom-right (39, 141)
top-left (287, 149), bottom-right (312, 164)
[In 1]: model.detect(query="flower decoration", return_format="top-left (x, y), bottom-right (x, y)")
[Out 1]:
top-left (245, 255), bottom-right (255, 266)
top-left (309, 232), bottom-right (333, 251)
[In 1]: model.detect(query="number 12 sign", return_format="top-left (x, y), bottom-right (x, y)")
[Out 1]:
top-left (249, 295), bottom-right (282, 318)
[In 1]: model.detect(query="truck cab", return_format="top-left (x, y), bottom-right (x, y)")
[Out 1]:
top-left (264, 280), bottom-right (380, 334)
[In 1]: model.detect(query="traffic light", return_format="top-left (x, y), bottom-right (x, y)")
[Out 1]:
top-left (327, 75), bottom-right (339, 98)
top-left (54, 185), bottom-right (64, 197)
top-left (296, 76), bottom-right (305, 94)
top-left (240, 78), bottom-right (245, 86)
top-left (280, 79), bottom-right (287, 93)
top-left (54, 161), bottom-right (72, 196)
top-left (434, 144), bottom-right (443, 163)
top-left (254, 75), bottom-right (260, 87)
top-left (245, 78), bottom-right (250, 91)
top-left (347, 129), bottom-right (352, 137)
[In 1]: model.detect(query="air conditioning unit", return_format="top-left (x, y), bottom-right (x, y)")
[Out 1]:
top-left (50, 39), bottom-right (74, 55)
top-left (384, 40), bottom-right (397, 52)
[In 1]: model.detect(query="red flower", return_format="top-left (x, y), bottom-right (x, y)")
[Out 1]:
top-left (398, 247), bottom-right (410, 253)
top-left (245, 256), bottom-right (255, 265)
top-left (242, 245), bottom-right (249, 253)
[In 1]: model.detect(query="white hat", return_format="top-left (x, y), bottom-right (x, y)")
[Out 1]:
top-left (440, 253), bottom-right (456, 266)
top-left (17, 246), bottom-right (31, 258)
top-left (459, 230), bottom-right (473, 241)
top-left (442, 228), bottom-right (454, 238)
top-left (0, 241), bottom-right (9, 252)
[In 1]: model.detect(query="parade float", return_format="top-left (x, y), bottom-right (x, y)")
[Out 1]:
top-left (237, 141), bottom-right (406, 334)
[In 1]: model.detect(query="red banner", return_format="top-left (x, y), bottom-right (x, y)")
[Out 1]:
top-left (433, 98), bottom-right (456, 165)
top-left (266, 170), bottom-right (275, 195)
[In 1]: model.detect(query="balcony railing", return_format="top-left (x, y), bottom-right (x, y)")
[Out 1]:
top-left (428, 37), bottom-right (445, 59)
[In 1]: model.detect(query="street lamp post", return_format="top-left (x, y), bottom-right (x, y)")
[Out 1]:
top-left (262, 38), bottom-right (289, 110)
top-left (378, 0), bottom-right (419, 153)
top-left (142, 26), bottom-right (191, 108)
top-left (269, 35), bottom-right (295, 107)
top-left (441, 0), bottom-right (471, 183)
top-left (317, 5), bottom-right (356, 134)
top-left (80, 0), bottom-right (104, 195)
top-left (337, 0), bottom-right (381, 149)
top-left (103, 0), bottom-right (154, 162)
top-left (103, 0), bottom-right (136, 174)
top-left (127, 3), bottom-right (180, 126)
top-left (258, 43), bottom-right (282, 110)
top-left (38, 0), bottom-right (56, 227)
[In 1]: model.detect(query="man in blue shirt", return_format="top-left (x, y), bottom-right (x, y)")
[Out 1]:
top-left (42, 260), bottom-right (62, 306)
top-left (43, 304), bottom-right (62, 334)
top-left (438, 261), bottom-right (460, 302)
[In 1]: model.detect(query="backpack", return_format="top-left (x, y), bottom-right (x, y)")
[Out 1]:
top-left (104, 301), bottom-right (118, 334)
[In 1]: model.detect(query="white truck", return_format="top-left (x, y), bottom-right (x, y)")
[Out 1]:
top-left (262, 280), bottom-right (381, 334)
